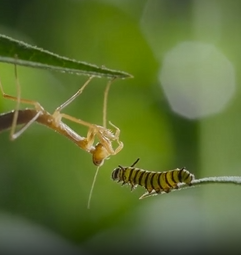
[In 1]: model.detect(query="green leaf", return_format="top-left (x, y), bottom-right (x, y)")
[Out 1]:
top-left (0, 34), bottom-right (132, 79)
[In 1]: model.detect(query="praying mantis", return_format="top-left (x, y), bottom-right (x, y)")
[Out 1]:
top-left (0, 64), bottom-right (124, 208)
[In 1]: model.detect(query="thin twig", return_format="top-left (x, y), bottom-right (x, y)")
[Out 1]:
top-left (140, 176), bottom-right (241, 199)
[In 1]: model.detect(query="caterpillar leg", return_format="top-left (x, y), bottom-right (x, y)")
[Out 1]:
top-left (139, 185), bottom-right (179, 199)
top-left (139, 191), bottom-right (158, 199)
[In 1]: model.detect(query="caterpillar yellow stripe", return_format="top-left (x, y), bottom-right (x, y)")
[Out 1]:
top-left (112, 158), bottom-right (195, 199)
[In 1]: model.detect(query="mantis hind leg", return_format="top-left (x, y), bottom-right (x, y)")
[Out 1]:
top-left (54, 76), bottom-right (94, 113)
top-left (0, 65), bottom-right (44, 140)
top-left (102, 78), bottom-right (115, 128)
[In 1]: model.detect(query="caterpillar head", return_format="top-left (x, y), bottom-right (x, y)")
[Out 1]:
top-left (112, 159), bottom-right (140, 182)
top-left (112, 165), bottom-right (125, 182)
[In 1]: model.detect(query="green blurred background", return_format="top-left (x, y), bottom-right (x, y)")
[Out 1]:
top-left (0, 0), bottom-right (241, 254)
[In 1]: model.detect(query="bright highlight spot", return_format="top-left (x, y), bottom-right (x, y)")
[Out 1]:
top-left (159, 42), bottom-right (236, 119)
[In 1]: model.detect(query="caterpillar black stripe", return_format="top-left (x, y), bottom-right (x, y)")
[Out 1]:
top-left (112, 158), bottom-right (195, 199)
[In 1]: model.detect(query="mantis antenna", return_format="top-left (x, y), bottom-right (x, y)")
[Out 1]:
top-left (87, 78), bottom-right (117, 209)
top-left (10, 62), bottom-right (21, 140)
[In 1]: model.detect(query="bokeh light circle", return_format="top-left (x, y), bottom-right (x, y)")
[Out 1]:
top-left (159, 41), bottom-right (236, 119)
